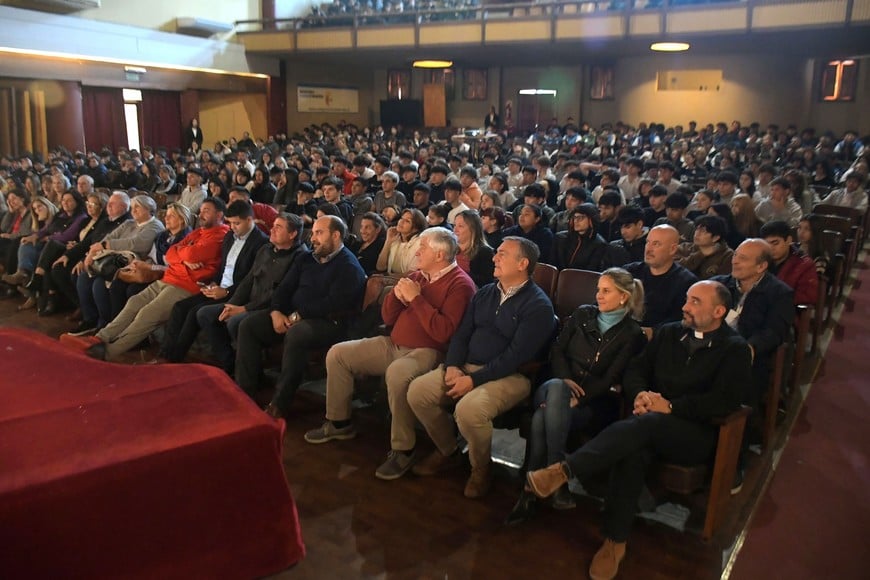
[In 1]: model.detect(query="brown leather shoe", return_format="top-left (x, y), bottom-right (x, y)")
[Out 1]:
top-left (589, 539), bottom-right (626, 580)
top-left (66, 308), bottom-right (83, 322)
top-left (411, 449), bottom-right (462, 477)
top-left (1, 271), bottom-right (28, 286)
top-left (464, 464), bottom-right (493, 499)
top-left (17, 296), bottom-right (37, 311)
top-left (264, 403), bottom-right (284, 419)
top-left (526, 462), bottom-right (569, 498)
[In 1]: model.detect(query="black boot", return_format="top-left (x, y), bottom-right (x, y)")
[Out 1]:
top-left (504, 489), bottom-right (538, 526)
top-left (24, 272), bottom-right (44, 292)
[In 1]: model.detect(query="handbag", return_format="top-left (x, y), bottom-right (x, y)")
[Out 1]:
top-left (117, 261), bottom-right (164, 285)
top-left (89, 250), bottom-right (138, 280)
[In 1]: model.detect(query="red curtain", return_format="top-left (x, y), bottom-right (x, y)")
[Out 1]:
top-left (81, 86), bottom-right (126, 152)
top-left (140, 90), bottom-right (182, 151)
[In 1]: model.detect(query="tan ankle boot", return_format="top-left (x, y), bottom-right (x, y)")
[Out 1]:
top-left (526, 462), bottom-right (569, 498)
top-left (589, 539), bottom-right (626, 580)
top-left (464, 463), bottom-right (492, 498)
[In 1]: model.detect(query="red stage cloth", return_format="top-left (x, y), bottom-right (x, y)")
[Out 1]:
top-left (0, 329), bottom-right (304, 579)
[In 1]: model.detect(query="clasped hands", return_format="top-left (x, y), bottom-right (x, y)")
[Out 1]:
top-left (393, 277), bottom-right (421, 304)
top-left (444, 365), bottom-right (474, 399)
top-left (633, 390), bottom-right (672, 416)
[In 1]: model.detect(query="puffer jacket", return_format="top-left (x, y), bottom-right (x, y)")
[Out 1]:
top-left (549, 305), bottom-right (647, 402)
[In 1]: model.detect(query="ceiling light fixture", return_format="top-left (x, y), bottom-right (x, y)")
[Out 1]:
top-left (519, 89), bottom-right (557, 96)
top-left (412, 60), bottom-right (453, 69)
top-left (650, 42), bottom-right (690, 52)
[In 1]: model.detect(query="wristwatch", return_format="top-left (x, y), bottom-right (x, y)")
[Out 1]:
top-left (289, 311), bottom-right (301, 324)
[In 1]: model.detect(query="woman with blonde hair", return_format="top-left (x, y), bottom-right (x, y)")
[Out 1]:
top-left (506, 267), bottom-right (647, 523)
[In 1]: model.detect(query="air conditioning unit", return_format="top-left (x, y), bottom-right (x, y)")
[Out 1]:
top-left (0, 0), bottom-right (101, 13)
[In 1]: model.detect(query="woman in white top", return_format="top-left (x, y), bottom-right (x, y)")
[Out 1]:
top-left (376, 207), bottom-right (426, 276)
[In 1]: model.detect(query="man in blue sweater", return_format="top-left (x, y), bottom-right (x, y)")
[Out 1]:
top-left (234, 216), bottom-right (366, 418)
top-left (408, 236), bottom-right (556, 498)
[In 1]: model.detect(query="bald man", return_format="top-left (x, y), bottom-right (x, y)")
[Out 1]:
top-left (711, 238), bottom-right (794, 447)
top-left (624, 225), bottom-right (698, 329)
top-left (523, 280), bottom-right (750, 580)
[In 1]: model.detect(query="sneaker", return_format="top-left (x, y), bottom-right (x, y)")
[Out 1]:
top-left (526, 462), bottom-right (569, 498)
top-left (375, 450), bottom-right (416, 480)
top-left (69, 321), bottom-right (98, 336)
top-left (304, 421), bottom-right (357, 444)
top-left (731, 468), bottom-right (745, 496)
top-left (464, 464), bottom-right (493, 498)
top-left (411, 449), bottom-right (462, 477)
top-left (589, 539), bottom-right (626, 580)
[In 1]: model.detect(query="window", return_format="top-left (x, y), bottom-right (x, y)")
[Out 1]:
top-left (425, 68), bottom-right (455, 100)
top-left (820, 60), bottom-right (858, 102)
top-left (387, 69), bottom-right (411, 100)
top-left (123, 89), bottom-right (142, 152)
top-left (463, 69), bottom-right (487, 101)
top-left (590, 66), bottom-right (614, 100)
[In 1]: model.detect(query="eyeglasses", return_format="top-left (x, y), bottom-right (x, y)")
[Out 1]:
top-left (86, 201), bottom-right (100, 207)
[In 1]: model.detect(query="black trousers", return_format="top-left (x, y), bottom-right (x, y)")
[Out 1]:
top-left (234, 309), bottom-right (346, 413)
top-left (159, 293), bottom-right (222, 362)
top-left (0, 237), bottom-right (21, 273)
top-left (564, 412), bottom-right (717, 542)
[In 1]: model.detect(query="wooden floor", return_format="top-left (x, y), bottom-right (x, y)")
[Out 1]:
top-left (0, 290), bottom-right (821, 580)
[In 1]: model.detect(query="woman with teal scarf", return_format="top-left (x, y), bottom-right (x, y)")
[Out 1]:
top-left (507, 268), bottom-right (647, 524)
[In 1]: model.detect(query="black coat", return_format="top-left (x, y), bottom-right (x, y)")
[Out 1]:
top-left (624, 321), bottom-right (751, 421)
top-left (551, 231), bottom-right (610, 271)
top-left (549, 306), bottom-right (646, 402)
top-left (210, 226), bottom-right (270, 295)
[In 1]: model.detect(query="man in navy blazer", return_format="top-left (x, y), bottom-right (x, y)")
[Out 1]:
top-left (156, 200), bottom-right (269, 362)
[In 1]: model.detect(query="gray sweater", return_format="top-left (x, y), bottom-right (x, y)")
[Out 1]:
top-left (103, 217), bottom-right (165, 258)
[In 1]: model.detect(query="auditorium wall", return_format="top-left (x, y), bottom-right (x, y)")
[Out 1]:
top-left (285, 62), bottom-right (377, 130)
top-left (76, 0), bottom-right (260, 32)
top-left (200, 92), bottom-right (268, 147)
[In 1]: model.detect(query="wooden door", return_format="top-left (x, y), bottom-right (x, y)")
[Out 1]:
top-left (423, 83), bottom-right (446, 128)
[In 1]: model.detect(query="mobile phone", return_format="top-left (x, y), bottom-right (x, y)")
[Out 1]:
top-left (197, 281), bottom-right (208, 287)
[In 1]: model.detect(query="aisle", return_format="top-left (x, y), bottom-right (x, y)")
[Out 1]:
top-left (730, 257), bottom-right (870, 579)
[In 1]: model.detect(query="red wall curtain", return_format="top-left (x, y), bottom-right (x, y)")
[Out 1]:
top-left (140, 90), bottom-right (182, 151)
top-left (81, 86), bottom-right (126, 152)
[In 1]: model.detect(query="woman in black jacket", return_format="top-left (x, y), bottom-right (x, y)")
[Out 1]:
top-left (551, 203), bottom-right (611, 271)
top-left (507, 267), bottom-right (647, 523)
top-left (454, 209), bottom-right (494, 288)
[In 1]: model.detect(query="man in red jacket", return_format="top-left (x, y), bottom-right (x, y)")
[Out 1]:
top-left (762, 220), bottom-right (819, 305)
top-left (61, 197), bottom-right (230, 360)
top-left (304, 227), bottom-right (476, 481)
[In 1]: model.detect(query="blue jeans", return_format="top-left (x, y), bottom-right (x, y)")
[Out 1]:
top-left (527, 379), bottom-right (619, 471)
top-left (16, 241), bottom-right (44, 272)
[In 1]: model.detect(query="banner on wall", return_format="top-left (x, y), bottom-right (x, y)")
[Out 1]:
top-left (297, 85), bottom-right (359, 113)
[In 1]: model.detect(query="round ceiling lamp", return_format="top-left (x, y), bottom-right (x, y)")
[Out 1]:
top-left (650, 42), bottom-right (690, 52)
top-left (412, 59), bottom-right (453, 68)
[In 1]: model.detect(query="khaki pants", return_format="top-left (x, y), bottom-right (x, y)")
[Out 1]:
top-left (325, 335), bottom-right (441, 451)
top-left (97, 280), bottom-right (194, 361)
top-left (407, 363), bottom-right (530, 469)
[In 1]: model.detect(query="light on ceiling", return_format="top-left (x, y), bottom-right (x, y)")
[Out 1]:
top-left (650, 42), bottom-right (690, 52)
top-left (413, 60), bottom-right (453, 69)
top-left (519, 89), bottom-right (557, 96)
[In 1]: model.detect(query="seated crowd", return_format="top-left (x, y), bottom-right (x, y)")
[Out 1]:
top-left (0, 118), bottom-right (866, 580)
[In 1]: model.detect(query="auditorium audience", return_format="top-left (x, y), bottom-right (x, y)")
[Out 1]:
top-left (305, 227), bottom-right (476, 480)
top-left (407, 237), bottom-right (555, 498)
top-left (506, 267), bottom-right (646, 524)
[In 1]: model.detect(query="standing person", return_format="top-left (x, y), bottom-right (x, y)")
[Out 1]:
top-left (183, 118), bottom-right (204, 153)
top-left (524, 281), bottom-right (750, 580)
top-left (407, 237), bottom-right (556, 498)
top-left (507, 268), bottom-right (646, 523)
top-left (304, 227), bottom-right (476, 480)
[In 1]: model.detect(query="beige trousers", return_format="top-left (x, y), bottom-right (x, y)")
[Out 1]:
top-left (407, 363), bottom-right (531, 469)
top-left (325, 335), bottom-right (441, 451)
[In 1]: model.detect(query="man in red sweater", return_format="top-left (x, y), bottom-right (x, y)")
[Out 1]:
top-left (762, 220), bottom-right (819, 305)
top-left (229, 186), bottom-right (277, 234)
top-left (61, 197), bottom-right (230, 360)
top-left (304, 227), bottom-right (476, 480)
